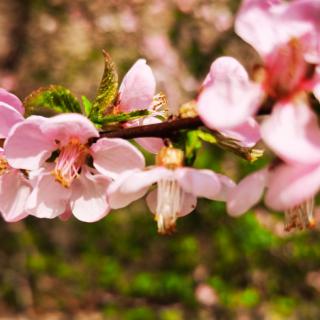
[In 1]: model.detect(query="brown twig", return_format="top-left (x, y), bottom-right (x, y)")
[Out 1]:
top-left (97, 116), bottom-right (205, 140)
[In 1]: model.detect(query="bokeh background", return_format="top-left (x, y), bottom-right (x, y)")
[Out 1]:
top-left (1, 0), bottom-right (320, 319)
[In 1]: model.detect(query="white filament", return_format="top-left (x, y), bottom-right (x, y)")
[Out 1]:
top-left (156, 178), bottom-right (184, 234)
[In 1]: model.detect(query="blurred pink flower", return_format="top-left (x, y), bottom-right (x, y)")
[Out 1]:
top-left (236, 0), bottom-right (320, 66)
top-left (259, 101), bottom-right (320, 230)
top-left (4, 114), bottom-right (145, 222)
top-left (261, 102), bottom-right (320, 165)
top-left (197, 57), bottom-right (262, 147)
top-left (213, 9), bottom-right (233, 32)
top-left (143, 35), bottom-right (178, 69)
top-left (227, 168), bottom-right (269, 217)
top-left (227, 161), bottom-right (317, 231)
top-left (195, 284), bottom-right (219, 306)
top-left (235, 0), bottom-right (320, 160)
top-left (306, 271), bottom-right (320, 292)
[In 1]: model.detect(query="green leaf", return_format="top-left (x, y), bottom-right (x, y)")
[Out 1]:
top-left (81, 95), bottom-right (92, 116)
top-left (95, 109), bottom-right (150, 126)
top-left (197, 130), bottom-right (217, 144)
top-left (24, 85), bottom-right (81, 117)
top-left (90, 50), bottom-right (118, 119)
top-left (185, 130), bottom-right (202, 166)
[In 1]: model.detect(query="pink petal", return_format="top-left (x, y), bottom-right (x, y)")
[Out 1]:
top-left (92, 138), bottom-right (145, 179)
top-left (175, 168), bottom-right (221, 199)
top-left (146, 189), bottom-right (197, 217)
top-left (118, 59), bottom-right (156, 112)
top-left (112, 167), bottom-right (171, 194)
top-left (26, 173), bottom-right (71, 219)
top-left (314, 67), bottom-right (320, 101)
top-left (227, 169), bottom-right (268, 216)
top-left (221, 117), bottom-right (261, 148)
top-left (197, 57), bottom-right (262, 129)
top-left (0, 170), bottom-right (31, 222)
top-left (4, 116), bottom-right (55, 170)
top-left (235, 0), bottom-right (312, 58)
top-left (107, 169), bottom-right (150, 209)
top-left (0, 88), bottom-right (24, 114)
top-left (213, 174), bottom-right (236, 201)
top-left (315, 85), bottom-right (320, 102)
top-left (265, 163), bottom-right (320, 211)
top-left (40, 113), bottom-right (99, 145)
top-left (203, 56), bottom-right (249, 86)
top-left (133, 116), bottom-right (164, 154)
top-left (135, 137), bottom-right (164, 154)
top-left (286, 0), bottom-right (320, 62)
top-left (261, 102), bottom-right (320, 165)
top-left (0, 102), bottom-right (24, 139)
top-left (70, 170), bottom-right (111, 222)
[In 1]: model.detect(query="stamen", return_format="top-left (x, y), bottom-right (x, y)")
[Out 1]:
top-left (0, 156), bottom-right (9, 176)
top-left (53, 138), bottom-right (87, 188)
top-left (265, 37), bottom-right (308, 99)
top-left (156, 178), bottom-right (184, 235)
top-left (151, 92), bottom-right (169, 119)
top-left (284, 198), bottom-right (316, 232)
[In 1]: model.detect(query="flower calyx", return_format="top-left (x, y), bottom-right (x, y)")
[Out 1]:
top-left (156, 146), bottom-right (184, 170)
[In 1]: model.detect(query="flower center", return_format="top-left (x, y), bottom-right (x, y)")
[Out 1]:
top-left (53, 138), bottom-right (88, 188)
top-left (156, 178), bottom-right (185, 235)
top-left (263, 38), bottom-right (313, 100)
top-left (0, 156), bottom-right (9, 176)
top-left (284, 198), bottom-right (316, 232)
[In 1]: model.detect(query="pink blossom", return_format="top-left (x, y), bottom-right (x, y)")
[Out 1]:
top-left (257, 101), bottom-right (318, 227)
top-left (0, 148), bottom-right (31, 222)
top-left (197, 57), bottom-right (262, 147)
top-left (0, 89), bottom-right (30, 222)
top-left (4, 114), bottom-right (145, 222)
top-left (0, 88), bottom-right (24, 139)
top-left (227, 164), bottom-right (317, 231)
top-left (235, 0), bottom-right (320, 65)
top-left (228, 94), bottom-right (320, 230)
top-left (117, 59), bottom-right (165, 153)
top-left (195, 284), bottom-right (219, 306)
top-left (261, 103), bottom-right (320, 213)
top-left (235, 0), bottom-right (320, 161)
top-left (236, 0), bottom-right (319, 99)
top-left (108, 146), bottom-right (234, 234)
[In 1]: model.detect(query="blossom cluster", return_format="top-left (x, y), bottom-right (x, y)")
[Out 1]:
top-left (1, 0), bottom-right (320, 234)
